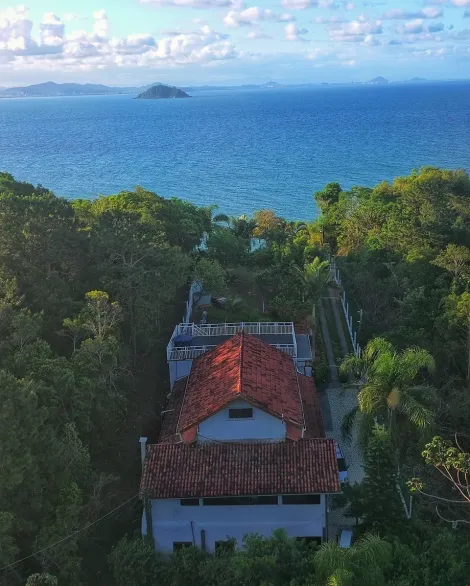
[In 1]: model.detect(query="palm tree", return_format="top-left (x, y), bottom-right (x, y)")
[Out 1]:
top-left (291, 257), bottom-right (332, 327)
top-left (314, 534), bottom-right (391, 586)
top-left (340, 337), bottom-right (436, 445)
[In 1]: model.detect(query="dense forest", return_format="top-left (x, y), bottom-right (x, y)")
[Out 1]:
top-left (1, 167), bottom-right (470, 585)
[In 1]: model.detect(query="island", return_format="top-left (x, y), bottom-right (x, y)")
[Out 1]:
top-left (136, 84), bottom-right (190, 99)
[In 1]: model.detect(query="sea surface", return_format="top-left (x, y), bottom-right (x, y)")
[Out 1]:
top-left (0, 82), bottom-right (469, 220)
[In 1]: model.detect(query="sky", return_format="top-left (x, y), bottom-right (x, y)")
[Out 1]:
top-left (0, 0), bottom-right (469, 86)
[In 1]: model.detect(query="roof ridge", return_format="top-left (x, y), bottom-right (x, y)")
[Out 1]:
top-left (238, 329), bottom-right (244, 396)
top-left (295, 371), bottom-right (307, 434)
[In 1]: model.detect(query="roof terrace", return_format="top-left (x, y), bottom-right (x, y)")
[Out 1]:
top-left (167, 322), bottom-right (312, 362)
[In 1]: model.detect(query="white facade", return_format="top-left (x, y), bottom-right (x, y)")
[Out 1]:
top-left (146, 496), bottom-right (326, 553)
top-left (198, 400), bottom-right (286, 442)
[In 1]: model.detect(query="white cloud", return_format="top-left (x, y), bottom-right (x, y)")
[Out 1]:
top-left (284, 22), bottom-right (309, 40)
top-left (224, 7), bottom-right (295, 26)
top-left (0, 7), bottom-right (239, 73)
top-left (140, 0), bottom-right (236, 7)
top-left (382, 7), bottom-right (442, 20)
top-left (328, 18), bottom-right (383, 41)
top-left (281, 0), bottom-right (335, 10)
top-left (247, 29), bottom-right (272, 39)
top-left (397, 19), bottom-right (425, 34)
top-left (313, 15), bottom-right (349, 23)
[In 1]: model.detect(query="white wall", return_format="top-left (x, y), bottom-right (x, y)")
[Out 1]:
top-left (198, 399), bottom-right (286, 441)
top-left (149, 496), bottom-right (326, 553)
top-left (169, 360), bottom-right (192, 390)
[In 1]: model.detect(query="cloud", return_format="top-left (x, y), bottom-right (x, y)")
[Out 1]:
top-left (465, 9), bottom-right (470, 16)
top-left (281, 0), bottom-right (336, 10)
top-left (284, 23), bottom-right (309, 41)
top-left (428, 21), bottom-right (445, 31)
top-left (247, 29), bottom-right (272, 39)
top-left (397, 19), bottom-right (425, 34)
top-left (139, 0), bottom-right (236, 7)
top-left (428, 0), bottom-right (470, 5)
top-left (224, 7), bottom-right (295, 26)
top-left (328, 18), bottom-right (383, 41)
top-left (0, 8), bottom-right (239, 73)
top-left (382, 7), bottom-right (442, 20)
top-left (313, 15), bottom-right (349, 23)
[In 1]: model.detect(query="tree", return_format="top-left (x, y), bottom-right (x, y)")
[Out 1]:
top-left (432, 244), bottom-right (470, 284)
top-left (361, 426), bottom-right (406, 531)
top-left (409, 435), bottom-right (470, 525)
top-left (206, 228), bottom-right (248, 266)
top-left (314, 534), bottom-right (392, 586)
top-left (292, 257), bottom-right (331, 327)
top-left (25, 574), bottom-right (58, 586)
top-left (108, 536), bottom-right (160, 586)
top-left (340, 338), bottom-right (436, 446)
top-left (193, 258), bottom-right (226, 295)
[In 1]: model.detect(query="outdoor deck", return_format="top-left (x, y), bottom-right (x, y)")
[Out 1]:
top-left (167, 322), bottom-right (312, 362)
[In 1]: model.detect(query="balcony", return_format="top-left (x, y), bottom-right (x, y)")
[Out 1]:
top-left (167, 322), bottom-right (299, 361)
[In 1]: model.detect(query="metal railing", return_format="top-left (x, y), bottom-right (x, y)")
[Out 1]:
top-left (172, 322), bottom-right (295, 338)
top-left (168, 345), bottom-right (217, 361)
top-left (167, 343), bottom-right (297, 361)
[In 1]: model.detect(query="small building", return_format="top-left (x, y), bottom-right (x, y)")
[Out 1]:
top-left (140, 331), bottom-right (340, 553)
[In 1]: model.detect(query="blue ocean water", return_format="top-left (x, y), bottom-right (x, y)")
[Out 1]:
top-left (0, 82), bottom-right (469, 219)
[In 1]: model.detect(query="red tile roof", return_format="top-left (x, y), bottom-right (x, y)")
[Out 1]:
top-left (141, 439), bottom-right (340, 498)
top-left (298, 375), bottom-right (325, 439)
top-left (177, 333), bottom-right (304, 433)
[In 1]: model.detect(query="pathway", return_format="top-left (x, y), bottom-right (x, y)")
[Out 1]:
top-left (318, 293), bottom-right (364, 541)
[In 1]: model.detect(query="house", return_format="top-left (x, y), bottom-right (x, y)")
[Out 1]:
top-left (140, 329), bottom-right (340, 553)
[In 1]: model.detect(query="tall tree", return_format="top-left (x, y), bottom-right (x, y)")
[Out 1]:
top-left (341, 337), bottom-right (436, 446)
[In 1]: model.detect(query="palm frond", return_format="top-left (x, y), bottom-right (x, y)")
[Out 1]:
top-left (357, 412), bottom-right (377, 451)
top-left (398, 347), bottom-right (435, 383)
top-left (357, 384), bottom-right (384, 414)
top-left (363, 337), bottom-right (394, 364)
top-left (340, 354), bottom-right (364, 378)
top-left (397, 392), bottom-right (434, 428)
top-left (351, 534), bottom-right (392, 570)
top-left (314, 542), bottom-right (347, 580)
top-left (326, 569), bottom-right (354, 586)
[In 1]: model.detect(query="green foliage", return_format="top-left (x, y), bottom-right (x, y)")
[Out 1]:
top-left (361, 426), bottom-right (405, 531)
top-left (194, 258), bottom-right (227, 294)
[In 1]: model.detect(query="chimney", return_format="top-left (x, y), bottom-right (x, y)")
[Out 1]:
top-left (139, 437), bottom-right (148, 469)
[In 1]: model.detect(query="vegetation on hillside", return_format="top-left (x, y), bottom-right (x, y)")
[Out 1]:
top-left (1, 167), bottom-right (470, 584)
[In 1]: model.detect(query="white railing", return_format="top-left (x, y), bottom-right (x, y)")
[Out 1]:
top-left (331, 260), bottom-right (362, 358)
top-left (167, 343), bottom-right (297, 361)
top-left (168, 345), bottom-right (217, 361)
top-left (173, 322), bottom-right (295, 338)
top-left (272, 344), bottom-right (296, 357)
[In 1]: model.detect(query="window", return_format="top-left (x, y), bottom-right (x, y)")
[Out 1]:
top-left (203, 495), bottom-right (278, 506)
top-left (229, 408), bottom-right (253, 420)
top-left (215, 539), bottom-right (235, 554)
top-left (180, 498), bottom-right (200, 506)
top-left (281, 494), bottom-right (321, 505)
top-left (173, 542), bottom-right (192, 552)
top-left (337, 458), bottom-right (347, 472)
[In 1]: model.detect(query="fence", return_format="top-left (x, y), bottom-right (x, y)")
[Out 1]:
top-left (331, 260), bottom-right (362, 358)
top-left (183, 282), bottom-right (202, 324)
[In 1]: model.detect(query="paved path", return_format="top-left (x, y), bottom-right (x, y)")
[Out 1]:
top-left (318, 291), bottom-right (364, 540)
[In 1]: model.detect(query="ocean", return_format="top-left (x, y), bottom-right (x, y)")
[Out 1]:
top-left (0, 82), bottom-right (469, 220)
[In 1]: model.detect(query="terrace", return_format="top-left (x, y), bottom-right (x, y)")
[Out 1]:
top-left (167, 322), bottom-right (311, 362)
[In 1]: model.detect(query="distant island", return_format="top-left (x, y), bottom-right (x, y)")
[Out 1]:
top-left (0, 77), bottom-right (463, 99)
top-left (136, 84), bottom-right (190, 99)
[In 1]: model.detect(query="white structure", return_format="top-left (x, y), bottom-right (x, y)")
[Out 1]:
top-left (141, 332), bottom-right (339, 553)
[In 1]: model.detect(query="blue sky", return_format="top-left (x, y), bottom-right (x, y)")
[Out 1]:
top-left (0, 0), bottom-right (469, 85)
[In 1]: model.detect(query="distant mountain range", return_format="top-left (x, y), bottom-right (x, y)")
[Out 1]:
top-left (0, 77), bottom-right (449, 98)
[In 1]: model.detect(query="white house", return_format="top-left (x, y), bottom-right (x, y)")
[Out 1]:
top-left (140, 331), bottom-right (340, 553)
